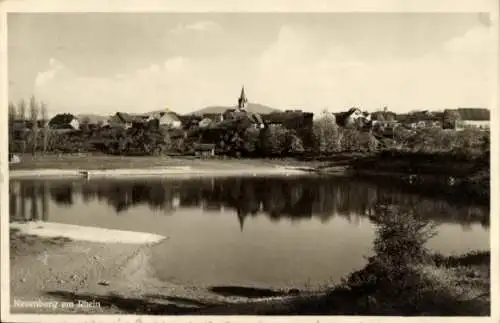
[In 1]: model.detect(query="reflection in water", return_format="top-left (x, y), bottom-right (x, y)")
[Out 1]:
top-left (9, 176), bottom-right (489, 230)
top-left (9, 176), bottom-right (490, 288)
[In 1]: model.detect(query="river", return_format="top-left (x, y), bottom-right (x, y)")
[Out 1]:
top-left (9, 175), bottom-right (489, 289)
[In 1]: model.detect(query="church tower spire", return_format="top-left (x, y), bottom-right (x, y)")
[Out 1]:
top-left (237, 210), bottom-right (246, 232)
top-left (238, 86), bottom-right (248, 110)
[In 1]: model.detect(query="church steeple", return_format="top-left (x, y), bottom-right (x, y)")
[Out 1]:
top-left (238, 86), bottom-right (248, 110)
top-left (237, 210), bottom-right (246, 232)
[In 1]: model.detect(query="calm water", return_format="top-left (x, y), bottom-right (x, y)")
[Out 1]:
top-left (9, 176), bottom-right (490, 289)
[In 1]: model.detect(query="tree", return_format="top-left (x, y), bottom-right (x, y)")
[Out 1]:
top-left (313, 110), bottom-right (340, 154)
top-left (8, 102), bottom-right (16, 153)
top-left (41, 101), bottom-right (49, 155)
top-left (8, 101), bottom-right (16, 122)
top-left (287, 132), bottom-right (305, 154)
top-left (80, 117), bottom-right (91, 133)
top-left (29, 96), bottom-right (39, 156)
top-left (242, 127), bottom-right (260, 155)
top-left (442, 109), bottom-right (461, 129)
top-left (17, 99), bottom-right (26, 120)
top-left (17, 99), bottom-right (27, 153)
top-left (341, 128), bottom-right (363, 152)
top-left (260, 125), bottom-right (288, 156)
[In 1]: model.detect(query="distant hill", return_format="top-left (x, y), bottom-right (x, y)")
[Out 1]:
top-left (77, 114), bottom-right (110, 124)
top-left (191, 103), bottom-right (279, 116)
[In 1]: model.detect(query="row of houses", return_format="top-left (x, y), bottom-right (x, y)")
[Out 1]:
top-left (10, 87), bottom-right (489, 135)
top-left (11, 110), bottom-right (184, 132)
top-left (336, 107), bottom-right (490, 131)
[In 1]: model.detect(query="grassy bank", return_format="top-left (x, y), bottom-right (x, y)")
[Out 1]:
top-left (347, 150), bottom-right (490, 202)
top-left (9, 154), bottom-right (329, 171)
top-left (350, 150), bottom-right (489, 176)
top-left (279, 251), bottom-right (490, 316)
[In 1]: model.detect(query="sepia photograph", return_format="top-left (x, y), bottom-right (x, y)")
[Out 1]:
top-left (1, 0), bottom-right (498, 322)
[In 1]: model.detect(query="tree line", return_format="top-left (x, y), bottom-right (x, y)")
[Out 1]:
top-left (8, 97), bottom-right (49, 156)
top-left (8, 99), bottom-right (489, 158)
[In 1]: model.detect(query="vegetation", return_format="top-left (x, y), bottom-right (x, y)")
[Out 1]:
top-left (8, 98), bottom-right (489, 162)
top-left (287, 203), bottom-right (490, 316)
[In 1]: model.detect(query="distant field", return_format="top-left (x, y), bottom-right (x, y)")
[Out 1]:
top-left (8, 154), bottom-right (328, 171)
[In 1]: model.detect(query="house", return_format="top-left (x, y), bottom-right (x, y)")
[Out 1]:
top-left (193, 143), bottom-right (216, 157)
top-left (334, 107), bottom-right (370, 128)
top-left (455, 120), bottom-right (490, 130)
top-left (371, 108), bottom-right (397, 123)
top-left (108, 112), bottom-right (154, 129)
top-left (401, 111), bottom-right (442, 129)
top-left (147, 110), bottom-right (183, 129)
top-left (108, 113), bottom-right (137, 129)
top-left (455, 108), bottom-right (490, 131)
top-left (371, 119), bottom-right (399, 130)
top-left (198, 117), bottom-right (213, 128)
top-left (407, 119), bottom-right (441, 129)
top-left (109, 110), bottom-right (183, 129)
top-left (262, 110), bottom-right (314, 131)
top-left (48, 114), bottom-right (80, 131)
top-left (178, 115), bottom-right (202, 129)
top-left (78, 114), bottom-right (109, 127)
top-left (261, 110), bottom-right (314, 146)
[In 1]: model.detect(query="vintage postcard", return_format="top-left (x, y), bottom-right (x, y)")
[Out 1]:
top-left (1, 0), bottom-right (498, 322)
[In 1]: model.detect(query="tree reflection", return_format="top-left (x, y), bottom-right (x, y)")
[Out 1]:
top-left (49, 184), bottom-right (73, 206)
top-left (9, 177), bottom-right (489, 230)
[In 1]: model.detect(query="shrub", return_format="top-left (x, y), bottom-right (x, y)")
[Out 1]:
top-left (370, 203), bottom-right (437, 268)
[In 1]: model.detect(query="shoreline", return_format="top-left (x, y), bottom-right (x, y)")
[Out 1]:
top-left (9, 165), bottom-right (322, 180)
top-left (10, 222), bottom-right (166, 244)
top-left (9, 226), bottom-right (490, 315)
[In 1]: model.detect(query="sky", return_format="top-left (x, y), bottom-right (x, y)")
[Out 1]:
top-left (7, 12), bottom-right (494, 117)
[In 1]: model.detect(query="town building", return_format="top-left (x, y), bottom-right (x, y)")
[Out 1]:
top-left (147, 110), bottom-right (183, 129)
top-left (108, 110), bottom-right (182, 129)
top-left (48, 114), bottom-right (80, 131)
top-left (454, 108), bottom-right (490, 131)
top-left (108, 112), bottom-right (150, 129)
top-left (222, 86), bottom-right (265, 129)
top-left (455, 120), bottom-right (490, 130)
top-left (334, 107), bottom-right (371, 128)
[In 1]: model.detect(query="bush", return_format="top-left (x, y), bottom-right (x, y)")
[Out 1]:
top-left (259, 125), bottom-right (288, 156)
top-left (370, 203), bottom-right (437, 268)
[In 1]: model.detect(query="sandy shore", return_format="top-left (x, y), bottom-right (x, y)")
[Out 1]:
top-left (8, 219), bottom-right (490, 316)
top-left (9, 227), bottom-right (309, 315)
top-left (10, 222), bottom-right (165, 244)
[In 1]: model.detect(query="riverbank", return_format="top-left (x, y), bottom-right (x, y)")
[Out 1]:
top-left (9, 155), bottom-right (335, 179)
top-left (8, 227), bottom-right (490, 315)
top-left (9, 154), bottom-right (328, 171)
top-left (346, 150), bottom-right (490, 202)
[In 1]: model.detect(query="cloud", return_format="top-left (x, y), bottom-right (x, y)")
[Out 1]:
top-left (33, 55), bottom-right (241, 115)
top-left (171, 21), bottom-right (222, 34)
top-left (250, 24), bottom-right (493, 112)
top-left (33, 23), bottom-right (493, 116)
top-left (34, 58), bottom-right (65, 88)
